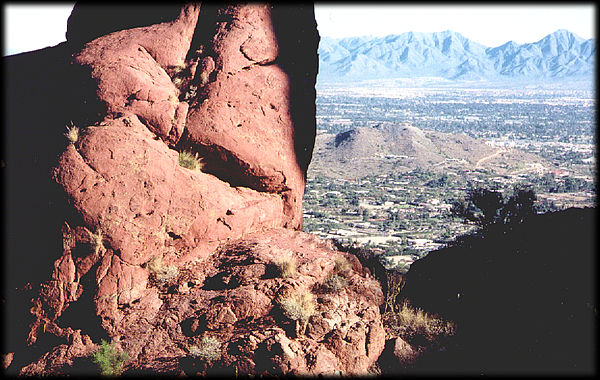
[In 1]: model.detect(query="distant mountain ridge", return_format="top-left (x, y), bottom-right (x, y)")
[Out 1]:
top-left (318, 29), bottom-right (595, 83)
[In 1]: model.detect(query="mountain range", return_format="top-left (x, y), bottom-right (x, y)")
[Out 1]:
top-left (318, 29), bottom-right (595, 83)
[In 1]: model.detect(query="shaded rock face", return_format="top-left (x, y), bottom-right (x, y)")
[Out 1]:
top-left (3, 3), bottom-right (384, 376)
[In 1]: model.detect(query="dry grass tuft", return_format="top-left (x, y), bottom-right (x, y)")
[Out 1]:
top-left (64, 122), bottom-right (79, 144)
top-left (279, 291), bottom-right (315, 325)
top-left (178, 151), bottom-right (204, 171)
top-left (334, 256), bottom-right (352, 274)
top-left (189, 336), bottom-right (221, 364)
top-left (273, 251), bottom-right (297, 278)
top-left (322, 273), bottom-right (348, 292)
top-left (88, 229), bottom-right (104, 255)
top-left (387, 301), bottom-right (456, 344)
top-left (146, 256), bottom-right (179, 284)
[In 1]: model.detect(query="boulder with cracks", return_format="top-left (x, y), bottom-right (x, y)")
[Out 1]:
top-left (3, 3), bottom-right (384, 376)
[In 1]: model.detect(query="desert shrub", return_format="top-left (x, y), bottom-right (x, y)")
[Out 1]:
top-left (451, 186), bottom-right (537, 227)
top-left (91, 339), bottom-right (129, 376)
top-left (384, 270), bottom-right (405, 313)
top-left (178, 151), bottom-right (204, 171)
top-left (332, 240), bottom-right (388, 295)
top-left (172, 62), bottom-right (186, 75)
top-left (189, 336), bottom-right (222, 364)
top-left (146, 256), bottom-right (179, 284)
top-left (322, 273), bottom-right (348, 293)
top-left (64, 122), bottom-right (79, 144)
top-left (386, 302), bottom-right (456, 345)
top-left (273, 254), bottom-right (297, 279)
top-left (279, 291), bottom-right (315, 325)
top-left (334, 256), bottom-right (352, 274)
top-left (89, 229), bottom-right (104, 255)
top-left (199, 71), bottom-right (209, 86)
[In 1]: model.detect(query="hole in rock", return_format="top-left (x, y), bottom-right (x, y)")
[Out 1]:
top-left (167, 231), bottom-right (182, 240)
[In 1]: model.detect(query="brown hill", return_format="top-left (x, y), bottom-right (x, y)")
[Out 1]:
top-left (308, 123), bottom-right (547, 178)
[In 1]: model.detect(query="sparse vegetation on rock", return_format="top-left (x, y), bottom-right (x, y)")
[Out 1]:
top-left (64, 122), bottom-right (79, 144)
top-left (178, 151), bottom-right (204, 171)
top-left (91, 340), bottom-right (129, 376)
top-left (273, 250), bottom-right (297, 278)
top-left (189, 336), bottom-right (221, 364)
top-left (321, 273), bottom-right (347, 292)
top-left (146, 256), bottom-right (179, 284)
top-left (88, 229), bottom-right (104, 255)
top-left (279, 291), bottom-right (315, 326)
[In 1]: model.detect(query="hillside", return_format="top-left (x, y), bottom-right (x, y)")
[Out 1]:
top-left (319, 30), bottom-right (595, 83)
top-left (308, 123), bottom-right (548, 178)
top-left (397, 207), bottom-right (596, 373)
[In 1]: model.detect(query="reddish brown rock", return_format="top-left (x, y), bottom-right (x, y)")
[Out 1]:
top-left (4, 3), bottom-right (385, 376)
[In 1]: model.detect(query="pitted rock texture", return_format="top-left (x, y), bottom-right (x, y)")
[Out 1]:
top-left (20, 229), bottom-right (385, 376)
top-left (3, 2), bottom-right (385, 376)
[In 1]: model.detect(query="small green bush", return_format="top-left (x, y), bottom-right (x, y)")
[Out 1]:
top-left (189, 336), bottom-right (221, 364)
top-left (146, 256), bottom-right (179, 283)
top-left (279, 291), bottom-right (315, 324)
top-left (64, 122), bottom-right (79, 144)
top-left (178, 151), bottom-right (204, 171)
top-left (91, 339), bottom-right (128, 376)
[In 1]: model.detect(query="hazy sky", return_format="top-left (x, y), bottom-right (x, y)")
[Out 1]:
top-left (3, 3), bottom-right (596, 55)
top-left (314, 4), bottom-right (595, 46)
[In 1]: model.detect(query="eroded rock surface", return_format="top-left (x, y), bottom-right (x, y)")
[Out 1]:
top-left (4, 3), bottom-right (385, 376)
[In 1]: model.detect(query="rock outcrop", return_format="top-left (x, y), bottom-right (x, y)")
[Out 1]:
top-left (3, 3), bottom-right (385, 376)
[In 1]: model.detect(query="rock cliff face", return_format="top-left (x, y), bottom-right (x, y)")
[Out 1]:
top-left (3, 3), bottom-right (384, 375)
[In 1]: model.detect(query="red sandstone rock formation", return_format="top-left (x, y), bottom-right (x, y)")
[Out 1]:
top-left (3, 3), bottom-right (384, 376)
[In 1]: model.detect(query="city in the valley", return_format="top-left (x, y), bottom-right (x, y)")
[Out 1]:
top-left (303, 81), bottom-right (596, 271)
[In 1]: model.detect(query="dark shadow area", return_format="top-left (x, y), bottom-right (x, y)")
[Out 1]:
top-left (180, 316), bottom-right (206, 338)
top-left (186, 3), bottom-right (220, 61)
top-left (55, 260), bottom-right (110, 344)
top-left (66, 4), bottom-right (183, 49)
top-left (3, 43), bottom-right (103, 361)
top-left (398, 207), bottom-right (597, 374)
top-left (253, 340), bottom-right (282, 376)
top-left (202, 271), bottom-right (241, 291)
top-left (270, 4), bottom-right (320, 180)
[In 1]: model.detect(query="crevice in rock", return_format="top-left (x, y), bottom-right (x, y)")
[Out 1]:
top-left (217, 217), bottom-right (232, 230)
top-left (175, 138), bottom-right (289, 196)
top-left (54, 260), bottom-right (110, 343)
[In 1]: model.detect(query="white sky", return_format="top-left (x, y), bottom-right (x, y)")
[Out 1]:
top-left (2, 3), bottom-right (596, 55)
top-left (3, 4), bottom-right (75, 55)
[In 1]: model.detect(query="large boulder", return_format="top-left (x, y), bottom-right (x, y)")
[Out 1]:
top-left (3, 3), bottom-right (385, 376)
